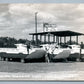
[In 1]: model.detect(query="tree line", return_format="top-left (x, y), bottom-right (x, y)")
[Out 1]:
top-left (0, 37), bottom-right (84, 48)
top-left (0, 37), bottom-right (30, 48)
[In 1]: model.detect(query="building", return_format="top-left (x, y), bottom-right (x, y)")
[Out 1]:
top-left (29, 30), bottom-right (84, 45)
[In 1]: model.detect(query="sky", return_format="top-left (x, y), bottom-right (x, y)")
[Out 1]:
top-left (0, 4), bottom-right (84, 43)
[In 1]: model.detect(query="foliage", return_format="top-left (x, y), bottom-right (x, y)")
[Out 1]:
top-left (0, 37), bottom-right (30, 48)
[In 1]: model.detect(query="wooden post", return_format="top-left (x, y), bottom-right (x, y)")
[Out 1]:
top-left (76, 36), bottom-right (78, 44)
top-left (60, 37), bottom-right (62, 44)
top-left (56, 36), bottom-right (59, 44)
top-left (36, 35), bottom-right (38, 45)
top-left (40, 35), bottom-right (42, 42)
top-left (56, 36), bottom-right (58, 43)
top-left (58, 36), bottom-right (59, 45)
top-left (48, 34), bottom-right (50, 43)
top-left (32, 35), bottom-right (34, 41)
top-left (70, 36), bottom-right (71, 45)
top-left (53, 35), bottom-right (55, 43)
top-left (55, 36), bottom-right (56, 42)
top-left (78, 42), bottom-right (83, 62)
top-left (64, 36), bottom-right (66, 44)
top-left (44, 34), bottom-right (46, 43)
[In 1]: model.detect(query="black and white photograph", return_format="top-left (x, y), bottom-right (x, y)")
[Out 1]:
top-left (0, 3), bottom-right (84, 80)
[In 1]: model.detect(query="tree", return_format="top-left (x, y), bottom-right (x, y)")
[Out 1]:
top-left (18, 39), bottom-right (26, 44)
top-left (0, 37), bottom-right (17, 48)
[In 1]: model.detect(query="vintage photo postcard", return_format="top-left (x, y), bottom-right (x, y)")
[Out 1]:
top-left (0, 3), bottom-right (84, 81)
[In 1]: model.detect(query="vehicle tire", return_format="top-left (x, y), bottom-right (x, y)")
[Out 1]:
top-left (21, 59), bottom-right (25, 63)
top-left (9, 58), bottom-right (12, 61)
top-left (1, 57), bottom-right (4, 61)
top-left (0, 57), bottom-right (1, 61)
top-left (5, 58), bottom-right (8, 61)
top-left (76, 58), bottom-right (80, 62)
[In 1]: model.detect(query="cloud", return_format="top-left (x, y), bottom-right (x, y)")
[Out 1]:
top-left (0, 4), bottom-right (83, 43)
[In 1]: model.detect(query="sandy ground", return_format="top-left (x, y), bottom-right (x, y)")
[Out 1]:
top-left (0, 61), bottom-right (84, 80)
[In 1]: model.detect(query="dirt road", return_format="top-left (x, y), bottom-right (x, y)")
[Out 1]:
top-left (0, 61), bottom-right (84, 80)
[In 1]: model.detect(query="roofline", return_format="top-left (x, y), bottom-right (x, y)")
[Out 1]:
top-left (29, 30), bottom-right (84, 36)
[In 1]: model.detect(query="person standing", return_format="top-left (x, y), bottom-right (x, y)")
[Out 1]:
top-left (25, 41), bottom-right (30, 54)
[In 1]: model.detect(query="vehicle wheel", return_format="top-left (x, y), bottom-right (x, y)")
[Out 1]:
top-left (76, 58), bottom-right (80, 62)
top-left (1, 57), bottom-right (4, 61)
top-left (21, 59), bottom-right (25, 63)
top-left (9, 58), bottom-right (12, 61)
top-left (45, 53), bottom-right (50, 63)
top-left (0, 57), bottom-right (1, 61)
top-left (5, 58), bottom-right (8, 61)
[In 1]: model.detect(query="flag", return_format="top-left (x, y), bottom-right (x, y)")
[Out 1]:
top-left (43, 23), bottom-right (49, 28)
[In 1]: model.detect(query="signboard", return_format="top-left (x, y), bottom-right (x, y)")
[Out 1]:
top-left (43, 23), bottom-right (57, 32)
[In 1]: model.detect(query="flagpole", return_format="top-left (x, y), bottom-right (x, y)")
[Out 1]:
top-left (35, 12), bottom-right (38, 33)
top-left (35, 12), bottom-right (38, 45)
top-left (43, 22), bottom-right (44, 32)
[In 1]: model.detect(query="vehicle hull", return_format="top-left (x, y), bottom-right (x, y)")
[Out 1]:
top-left (68, 53), bottom-right (80, 61)
top-left (0, 50), bottom-right (46, 62)
top-left (48, 53), bottom-right (80, 62)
